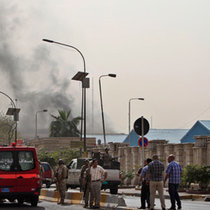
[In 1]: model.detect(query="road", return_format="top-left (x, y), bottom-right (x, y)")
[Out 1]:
top-left (0, 198), bottom-right (209, 210)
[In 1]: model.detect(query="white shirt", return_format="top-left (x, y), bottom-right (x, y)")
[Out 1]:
top-left (90, 165), bottom-right (105, 181)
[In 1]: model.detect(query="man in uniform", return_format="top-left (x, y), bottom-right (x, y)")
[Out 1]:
top-left (83, 161), bottom-right (93, 208)
top-left (80, 159), bottom-right (90, 192)
top-left (55, 159), bottom-right (68, 205)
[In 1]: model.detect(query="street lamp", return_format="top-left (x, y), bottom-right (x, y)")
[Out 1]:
top-left (99, 74), bottom-right (116, 146)
top-left (128, 98), bottom-right (144, 146)
top-left (72, 71), bottom-right (89, 153)
top-left (42, 39), bottom-right (88, 154)
top-left (35, 109), bottom-right (48, 139)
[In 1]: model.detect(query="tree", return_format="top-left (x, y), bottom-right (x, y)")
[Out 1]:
top-left (0, 113), bottom-right (15, 145)
top-left (37, 148), bottom-right (80, 167)
top-left (49, 109), bottom-right (81, 137)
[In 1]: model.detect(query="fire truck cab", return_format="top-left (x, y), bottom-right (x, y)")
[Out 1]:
top-left (0, 143), bottom-right (41, 206)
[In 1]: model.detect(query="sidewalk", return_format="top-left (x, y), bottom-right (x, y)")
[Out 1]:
top-left (117, 187), bottom-right (209, 200)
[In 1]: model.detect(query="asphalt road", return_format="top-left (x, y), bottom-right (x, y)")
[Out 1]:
top-left (0, 198), bottom-right (209, 210)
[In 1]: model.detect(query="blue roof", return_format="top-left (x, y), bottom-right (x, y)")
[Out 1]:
top-left (123, 129), bottom-right (188, 146)
top-left (180, 120), bottom-right (210, 143)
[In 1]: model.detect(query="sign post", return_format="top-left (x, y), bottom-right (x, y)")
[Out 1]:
top-left (134, 116), bottom-right (150, 167)
top-left (141, 116), bottom-right (145, 167)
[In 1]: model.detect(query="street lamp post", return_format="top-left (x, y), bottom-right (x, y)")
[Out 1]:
top-left (42, 39), bottom-right (88, 153)
top-left (128, 98), bottom-right (144, 145)
top-left (35, 109), bottom-right (48, 139)
top-left (99, 74), bottom-right (116, 146)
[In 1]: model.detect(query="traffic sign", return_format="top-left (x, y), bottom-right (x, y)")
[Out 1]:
top-left (134, 117), bottom-right (150, 136)
top-left (138, 137), bottom-right (149, 148)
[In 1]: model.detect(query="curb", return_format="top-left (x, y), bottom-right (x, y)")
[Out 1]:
top-left (40, 189), bottom-right (126, 208)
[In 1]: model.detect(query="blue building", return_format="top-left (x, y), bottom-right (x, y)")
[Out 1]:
top-left (123, 129), bottom-right (188, 146)
top-left (180, 120), bottom-right (210, 143)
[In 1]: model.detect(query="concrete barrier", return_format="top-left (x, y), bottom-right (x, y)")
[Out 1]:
top-left (40, 189), bottom-right (126, 207)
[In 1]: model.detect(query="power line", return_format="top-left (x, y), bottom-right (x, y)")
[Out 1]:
top-left (178, 105), bottom-right (210, 128)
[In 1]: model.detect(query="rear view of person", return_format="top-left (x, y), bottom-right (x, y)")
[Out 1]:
top-left (146, 154), bottom-right (166, 210)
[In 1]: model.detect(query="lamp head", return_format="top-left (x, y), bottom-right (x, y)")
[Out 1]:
top-left (108, 74), bottom-right (116, 78)
top-left (42, 39), bottom-right (54, 43)
top-left (138, 98), bottom-right (144, 100)
top-left (43, 109), bottom-right (48, 112)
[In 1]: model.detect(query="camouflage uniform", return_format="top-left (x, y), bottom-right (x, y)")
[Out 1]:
top-left (80, 163), bottom-right (89, 192)
top-left (56, 162), bottom-right (68, 204)
top-left (83, 167), bottom-right (91, 207)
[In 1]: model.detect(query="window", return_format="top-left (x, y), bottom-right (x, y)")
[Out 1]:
top-left (0, 150), bottom-right (35, 172)
top-left (18, 151), bottom-right (35, 171)
top-left (0, 151), bottom-right (13, 171)
top-left (41, 163), bottom-right (50, 171)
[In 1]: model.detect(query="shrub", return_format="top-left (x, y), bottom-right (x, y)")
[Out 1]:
top-left (37, 148), bottom-right (80, 167)
top-left (182, 165), bottom-right (210, 190)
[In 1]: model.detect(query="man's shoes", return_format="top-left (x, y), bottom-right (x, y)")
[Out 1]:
top-left (138, 207), bottom-right (146, 209)
top-left (168, 208), bottom-right (176, 210)
top-left (178, 207), bottom-right (182, 209)
top-left (89, 205), bottom-right (94, 209)
top-left (162, 208), bottom-right (166, 210)
top-left (83, 204), bottom-right (88, 208)
top-left (93, 206), bottom-right (100, 209)
top-left (150, 208), bottom-right (154, 210)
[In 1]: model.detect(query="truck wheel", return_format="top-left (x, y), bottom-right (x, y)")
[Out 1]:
top-left (31, 195), bottom-right (39, 207)
top-left (110, 187), bottom-right (118, 194)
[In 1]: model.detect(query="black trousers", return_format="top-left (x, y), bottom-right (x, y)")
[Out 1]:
top-left (141, 180), bottom-right (150, 208)
top-left (168, 183), bottom-right (181, 208)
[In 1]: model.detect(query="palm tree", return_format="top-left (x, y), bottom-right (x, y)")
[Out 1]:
top-left (49, 109), bottom-right (81, 137)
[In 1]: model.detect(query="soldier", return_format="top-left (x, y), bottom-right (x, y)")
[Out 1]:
top-left (80, 159), bottom-right (90, 192)
top-left (55, 159), bottom-right (68, 205)
top-left (83, 161), bottom-right (93, 208)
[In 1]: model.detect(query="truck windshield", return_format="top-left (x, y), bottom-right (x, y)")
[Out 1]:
top-left (0, 150), bottom-right (35, 172)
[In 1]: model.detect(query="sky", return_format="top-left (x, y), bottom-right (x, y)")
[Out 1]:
top-left (0, 0), bottom-right (210, 138)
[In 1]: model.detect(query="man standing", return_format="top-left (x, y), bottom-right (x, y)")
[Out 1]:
top-left (83, 161), bottom-right (93, 208)
top-left (102, 148), bottom-right (112, 168)
top-left (146, 155), bottom-right (166, 210)
top-left (80, 159), bottom-right (90, 192)
top-left (164, 154), bottom-right (182, 210)
top-left (90, 159), bottom-right (108, 209)
top-left (55, 159), bottom-right (68, 205)
top-left (138, 158), bottom-right (152, 209)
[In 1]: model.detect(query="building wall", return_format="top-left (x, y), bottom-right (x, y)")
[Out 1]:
top-left (28, 137), bottom-right (96, 152)
top-left (99, 136), bottom-right (210, 172)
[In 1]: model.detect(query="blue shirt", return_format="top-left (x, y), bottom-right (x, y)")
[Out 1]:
top-left (147, 160), bottom-right (164, 181)
top-left (166, 161), bottom-right (182, 184)
top-left (140, 165), bottom-right (149, 180)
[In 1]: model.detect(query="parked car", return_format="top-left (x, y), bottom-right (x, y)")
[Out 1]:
top-left (40, 162), bottom-right (54, 188)
top-left (66, 154), bottom-right (121, 194)
top-left (0, 143), bottom-right (41, 206)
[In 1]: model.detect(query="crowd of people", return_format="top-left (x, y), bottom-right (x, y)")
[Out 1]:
top-left (138, 154), bottom-right (182, 210)
top-left (54, 150), bottom-right (182, 210)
